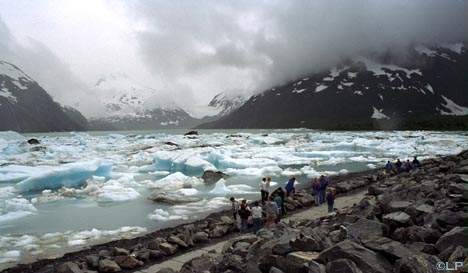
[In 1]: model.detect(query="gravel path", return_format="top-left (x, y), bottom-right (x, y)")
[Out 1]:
top-left (138, 188), bottom-right (368, 273)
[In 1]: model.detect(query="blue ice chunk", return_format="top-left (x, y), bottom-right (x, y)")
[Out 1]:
top-left (15, 160), bottom-right (112, 193)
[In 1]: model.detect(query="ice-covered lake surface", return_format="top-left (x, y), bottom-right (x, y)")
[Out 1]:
top-left (0, 129), bottom-right (467, 268)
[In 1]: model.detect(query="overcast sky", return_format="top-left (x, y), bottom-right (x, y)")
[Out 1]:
top-left (0, 0), bottom-right (467, 117)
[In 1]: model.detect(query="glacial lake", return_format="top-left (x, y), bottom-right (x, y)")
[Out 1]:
top-left (0, 129), bottom-right (467, 268)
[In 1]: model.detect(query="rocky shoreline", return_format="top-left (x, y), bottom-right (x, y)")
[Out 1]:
top-left (2, 151), bottom-right (466, 273)
top-left (167, 150), bottom-right (468, 273)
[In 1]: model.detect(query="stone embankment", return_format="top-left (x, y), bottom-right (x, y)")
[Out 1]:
top-left (166, 150), bottom-right (468, 273)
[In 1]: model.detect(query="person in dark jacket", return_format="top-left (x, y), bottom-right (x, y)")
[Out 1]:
top-left (326, 188), bottom-right (335, 213)
top-left (404, 159), bottom-right (412, 172)
top-left (238, 199), bottom-right (251, 232)
top-left (395, 159), bottom-right (403, 173)
top-left (318, 175), bottom-right (328, 204)
top-left (275, 187), bottom-right (286, 215)
top-left (412, 156), bottom-right (421, 168)
top-left (285, 177), bottom-right (296, 197)
top-left (385, 161), bottom-right (393, 174)
top-left (312, 178), bottom-right (321, 206)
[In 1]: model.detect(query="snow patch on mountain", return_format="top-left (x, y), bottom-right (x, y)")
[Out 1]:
top-left (206, 92), bottom-right (246, 117)
top-left (0, 61), bottom-right (35, 101)
top-left (371, 107), bottom-right (390, 120)
top-left (439, 96), bottom-right (468, 116)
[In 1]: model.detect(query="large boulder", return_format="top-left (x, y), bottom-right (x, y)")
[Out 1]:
top-left (56, 262), bottom-right (82, 273)
top-left (179, 252), bottom-right (221, 273)
top-left (317, 240), bottom-right (393, 273)
top-left (362, 236), bottom-right (414, 261)
top-left (159, 242), bottom-right (178, 255)
top-left (345, 218), bottom-right (388, 241)
top-left (98, 259), bottom-right (121, 273)
top-left (326, 258), bottom-right (363, 273)
top-left (383, 212), bottom-right (412, 227)
top-left (435, 227), bottom-right (468, 252)
top-left (290, 228), bottom-right (332, 252)
top-left (114, 255), bottom-right (143, 269)
top-left (394, 253), bottom-right (442, 273)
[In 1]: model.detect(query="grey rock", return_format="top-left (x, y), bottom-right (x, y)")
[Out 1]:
top-left (56, 262), bottom-right (83, 273)
top-left (383, 211), bottom-right (412, 226)
top-left (317, 240), bottom-right (393, 273)
top-left (326, 258), bottom-right (363, 273)
top-left (435, 226), bottom-right (468, 252)
top-left (193, 231), bottom-right (209, 243)
top-left (362, 236), bottom-right (414, 260)
top-left (395, 253), bottom-right (442, 273)
top-left (202, 170), bottom-right (228, 184)
top-left (85, 254), bottom-right (100, 268)
top-left (159, 242), bottom-right (178, 255)
top-left (98, 259), bottom-right (121, 273)
top-left (112, 247), bottom-right (129, 256)
top-left (149, 192), bottom-right (201, 204)
top-left (168, 235), bottom-right (189, 248)
top-left (114, 255), bottom-right (143, 269)
top-left (345, 218), bottom-right (387, 241)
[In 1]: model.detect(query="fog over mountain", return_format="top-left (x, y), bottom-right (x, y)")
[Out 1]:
top-left (0, 0), bottom-right (467, 117)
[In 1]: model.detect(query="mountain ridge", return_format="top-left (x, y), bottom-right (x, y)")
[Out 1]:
top-left (198, 43), bottom-right (468, 130)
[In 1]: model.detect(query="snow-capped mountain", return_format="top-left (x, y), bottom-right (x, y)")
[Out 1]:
top-left (207, 93), bottom-right (246, 117)
top-left (199, 43), bottom-right (468, 130)
top-left (0, 61), bottom-right (87, 132)
top-left (88, 74), bottom-right (199, 130)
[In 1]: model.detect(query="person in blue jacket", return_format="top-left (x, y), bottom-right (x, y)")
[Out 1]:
top-left (285, 177), bottom-right (296, 197)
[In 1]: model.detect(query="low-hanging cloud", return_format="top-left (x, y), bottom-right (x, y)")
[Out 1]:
top-left (131, 0), bottom-right (468, 107)
top-left (0, 16), bottom-right (99, 115)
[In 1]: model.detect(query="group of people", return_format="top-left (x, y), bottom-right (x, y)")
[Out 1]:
top-left (230, 175), bottom-right (335, 233)
top-left (311, 175), bottom-right (336, 213)
top-left (385, 156), bottom-right (421, 174)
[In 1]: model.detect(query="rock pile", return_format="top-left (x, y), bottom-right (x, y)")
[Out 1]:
top-left (168, 150), bottom-right (468, 273)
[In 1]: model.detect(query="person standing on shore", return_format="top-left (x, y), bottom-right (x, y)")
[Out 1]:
top-left (318, 175), bottom-right (328, 205)
top-left (312, 178), bottom-right (321, 206)
top-left (251, 201), bottom-right (263, 232)
top-left (260, 177), bottom-right (269, 202)
top-left (385, 160), bottom-right (393, 175)
top-left (395, 159), bottom-right (403, 173)
top-left (326, 188), bottom-right (335, 213)
top-left (230, 197), bottom-right (239, 220)
top-left (238, 199), bottom-right (251, 232)
top-left (277, 187), bottom-right (286, 215)
top-left (412, 156), bottom-right (421, 168)
top-left (285, 177), bottom-right (296, 197)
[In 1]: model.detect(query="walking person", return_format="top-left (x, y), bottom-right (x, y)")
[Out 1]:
top-left (312, 178), bottom-right (321, 206)
top-left (326, 188), bottom-right (335, 213)
top-left (285, 177), bottom-right (296, 197)
top-left (238, 199), bottom-right (251, 232)
top-left (251, 201), bottom-right (263, 233)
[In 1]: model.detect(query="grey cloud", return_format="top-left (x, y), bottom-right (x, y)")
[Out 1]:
top-left (0, 16), bottom-right (97, 115)
top-left (131, 0), bottom-right (468, 105)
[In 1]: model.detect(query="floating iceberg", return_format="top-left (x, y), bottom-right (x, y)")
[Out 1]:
top-left (15, 160), bottom-right (112, 193)
top-left (153, 150), bottom-right (216, 175)
top-left (209, 179), bottom-right (231, 195)
top-left (147, 172), bottom-right (202, 190)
